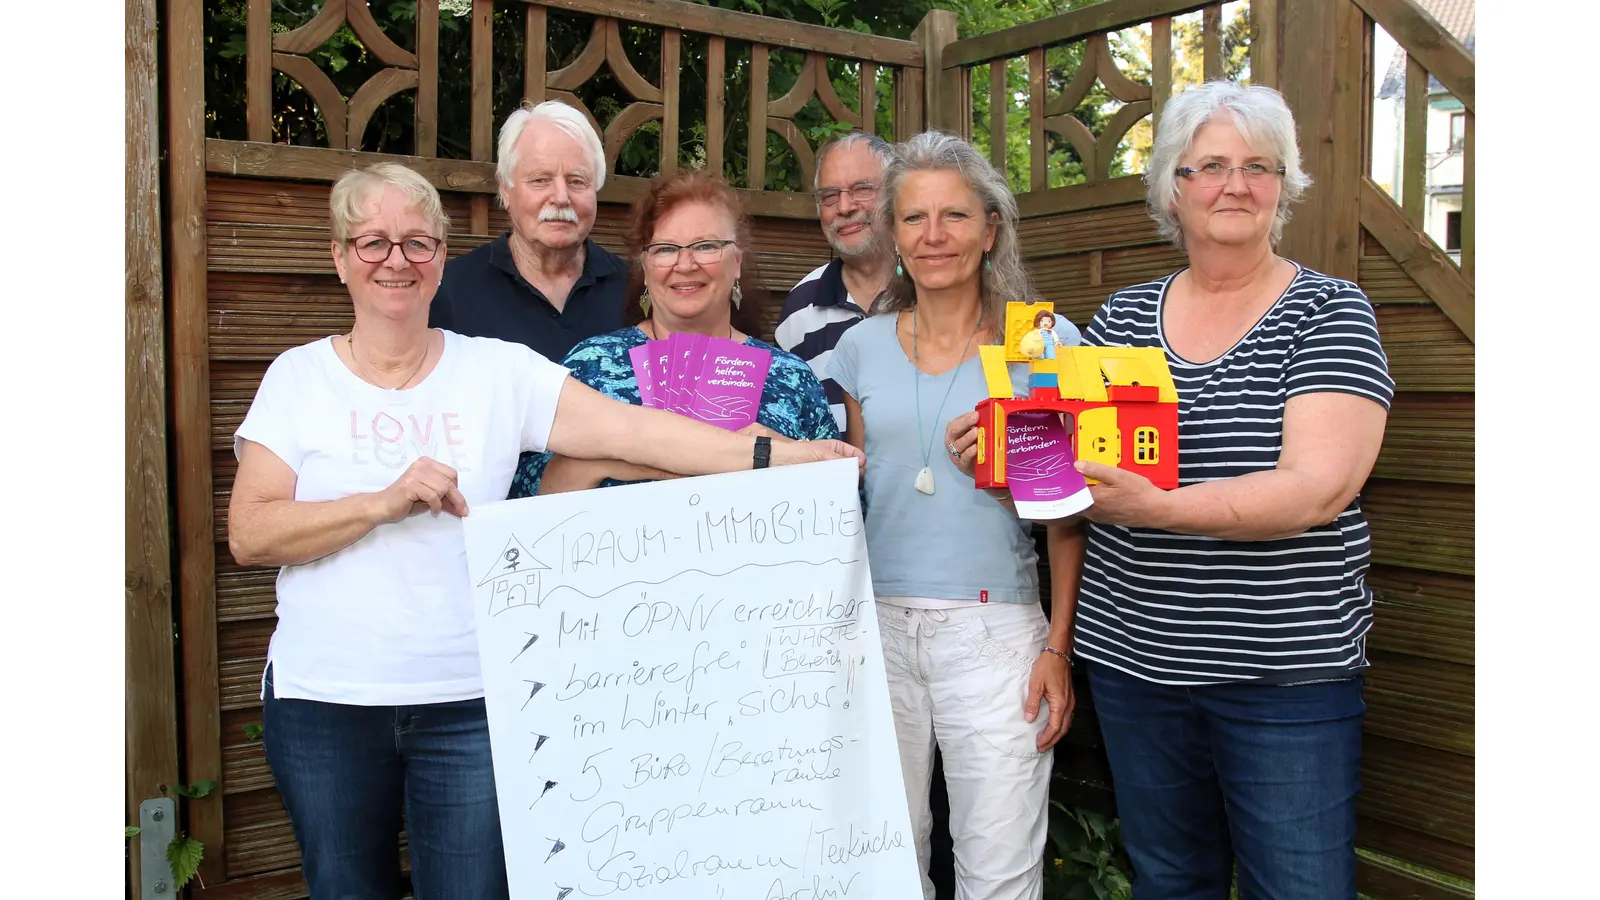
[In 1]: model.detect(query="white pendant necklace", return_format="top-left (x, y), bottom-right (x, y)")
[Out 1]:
top-left (911, 308), bottom-right (979, 495)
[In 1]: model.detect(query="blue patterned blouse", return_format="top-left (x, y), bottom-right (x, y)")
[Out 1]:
top-left (509, 326), bottom-right (840, 498)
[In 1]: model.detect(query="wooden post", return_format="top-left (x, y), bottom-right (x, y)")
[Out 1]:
top-left (417, 0), bottom-right (439, 156)
top-left (858, 61), bottom-right (877, 136)
top-left (706, 37), bottom-right (725, 175)
top-left (950, 66), bottom-right (972, 141)
top-left (524, 3), bottom-right (546, 106)
top-left (893, 65), bottom-right (924, 139)
top-left (1251, 0), bottom-right (1279, 88)
top-left (1402, 53), bottom-right (1427, 228)
top-left (988, 58), bottom-right (1006, 174)
top-left (748, 44), bottom-right (769, 190)
top-left (911, 10), bottom-right (961, 135)
top-left (1028, 47), bottom-right (1045, 193)
top-left (1202, 4), bottom-right (1222, 81)
top-left (1273, 0), bottom-right (1363, 279)
top-left (165, 0), bottom-right (225, 885)
top-left (1327, 0), bottom-right (1364, 279)
top-left (1460, 111), bottom-right (1472, 282)
top-left (1152, 16), bottom-right (1172, 137)
top-left (128, 0), bottom-right (180, 891)
top-left (470, 0), bottom-right (494, 233)
top-left (245, 0), bottom-right (271, 141)
top-left (660, 29), bottom-right (681, 176)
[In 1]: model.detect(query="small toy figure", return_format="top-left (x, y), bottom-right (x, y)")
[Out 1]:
top-left (972, 301), bottom-right (1180, 498)
top-left (1020, 309), bottom-right (1065, 360)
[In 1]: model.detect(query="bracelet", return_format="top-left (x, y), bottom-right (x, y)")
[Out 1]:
top-left (753, 435), bottom-right (772, 469)
top-left (1041, 646), bottom-right (1071, 664)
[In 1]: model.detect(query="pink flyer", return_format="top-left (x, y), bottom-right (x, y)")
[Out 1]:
top-left (628, 344), bottom-right (661, 408)
top-left (1005, 411), bottom-right (1093, 520)
top-left (688, 337), bottom-right (771, 430)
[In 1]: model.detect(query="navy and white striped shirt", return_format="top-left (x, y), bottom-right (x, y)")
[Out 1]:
top-left (1075, 265), bottom-right (1396, 686)
top-left (775, 260), bottom-right (873, 432)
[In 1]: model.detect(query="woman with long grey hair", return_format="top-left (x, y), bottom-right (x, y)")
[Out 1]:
top-left (829, 130), bottom-right (1085, 900)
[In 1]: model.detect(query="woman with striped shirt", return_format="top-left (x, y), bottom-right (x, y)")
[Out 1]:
top-left (1071, 82), bottom-right (1393, 900)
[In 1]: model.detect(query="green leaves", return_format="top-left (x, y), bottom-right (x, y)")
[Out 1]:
top-left (243, 722), bottom-right (265, 742)
top-left (125, 826), bottom-right (141, 838)
top-left (1044, 801), bottom-right (1133, 900)
top-left (171, 780), bottom-right (217, 800)
top-left (802, 0), bottom-right (851, 28)
top-left (167, 834), bottom-right (205, 890)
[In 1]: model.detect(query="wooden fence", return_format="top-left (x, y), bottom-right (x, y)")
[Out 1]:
top-left (127, 0), bottom-right (1473, 897)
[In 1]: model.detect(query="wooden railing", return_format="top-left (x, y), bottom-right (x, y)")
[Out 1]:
top-left (935, 0), bottom-right (1278, 215)
top-left (1353, 0), bottom-right (1474, 337)
top-left (220, 0), bottom-right (925, 224)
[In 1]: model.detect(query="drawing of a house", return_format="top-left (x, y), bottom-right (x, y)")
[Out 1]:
top-left (476, 534), bottom-right (549, 615)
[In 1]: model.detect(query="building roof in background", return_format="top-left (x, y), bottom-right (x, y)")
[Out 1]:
top-left (1377, 0), bottom-right (1474, 99)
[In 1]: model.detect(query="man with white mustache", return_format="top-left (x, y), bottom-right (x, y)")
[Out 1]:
top-left (776, 133), bottom-right (895, 431)
top-left (430, 101), bottom-right (627, 362)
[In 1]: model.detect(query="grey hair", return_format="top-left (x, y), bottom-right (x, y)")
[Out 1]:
top-left (876, 130), bottom-right (1034, 334)
top-left (495, 99), bottom-right (607, 205)
top-left (1145, 80), bottom-right (1312, 249)
top-left (329, 162), bottom-right (450, 243)
top-left (812, 132), bottom-right (895, 191)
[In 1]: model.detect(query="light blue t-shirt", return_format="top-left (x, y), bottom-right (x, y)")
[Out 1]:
top-left (830, 313), bottom-right (1071, 604)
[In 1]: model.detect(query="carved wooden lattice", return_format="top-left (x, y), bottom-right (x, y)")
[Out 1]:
top-left (258, 0), bottom-right (425, 150)
top-left (762, 52), bottom-right (864, 188)
top-left (946, 1), bottom-right (1264, 196)
top-left (1042, 34), bottom-right (1152, 183)
top-left (542, 17), bottom-right (681, 175)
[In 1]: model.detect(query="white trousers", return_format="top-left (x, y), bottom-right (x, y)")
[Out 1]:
top-left (877, 602), bottom-right (1054, 900)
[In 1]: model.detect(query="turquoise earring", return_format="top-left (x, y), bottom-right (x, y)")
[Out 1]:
top-left (895, 254), bottom-right (904, 277)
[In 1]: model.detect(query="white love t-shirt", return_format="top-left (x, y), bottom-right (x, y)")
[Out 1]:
top-left (235, 330), bottom-right (570, 706)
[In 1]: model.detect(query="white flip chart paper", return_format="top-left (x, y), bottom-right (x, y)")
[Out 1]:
top-left (465, 458), bottom-right (921, 900)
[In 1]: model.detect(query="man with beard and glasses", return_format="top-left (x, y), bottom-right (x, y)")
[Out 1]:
top-left (429, 100), bottom-right (627, 362)
top-left (776, 132), bottom-right (895, 432)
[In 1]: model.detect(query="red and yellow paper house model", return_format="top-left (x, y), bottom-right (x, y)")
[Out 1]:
top-left (974, 301), bottom-right (1180, 491)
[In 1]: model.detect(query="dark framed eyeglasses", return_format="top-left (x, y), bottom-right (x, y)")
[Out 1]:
top-left (813, 181), bottom-right (880, 208)
top-left (347, 234), bottom-right (443, 264)
top-left (642, 239), bottom-right (737, 268)
top-left (1174, 162), bottom-right (1287, 187)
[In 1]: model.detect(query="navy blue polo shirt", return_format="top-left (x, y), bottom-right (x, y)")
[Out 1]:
top-left (429, 234), bottom-right (628, 362)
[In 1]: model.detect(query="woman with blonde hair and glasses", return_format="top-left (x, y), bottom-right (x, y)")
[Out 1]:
top-left (513, 168), bottom-right (840, 497)
top-left (227, 162), bottom-right (861, 899)
top-left (830, 130), bottom-right (1085, 900)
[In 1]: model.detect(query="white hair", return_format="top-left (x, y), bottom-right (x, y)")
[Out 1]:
top-left (495, 100), bottom-right (607, 205)
top-left (813, 132), bottom-right (894, 191)
top-left (1145, 80), bottom-right (1312, 249)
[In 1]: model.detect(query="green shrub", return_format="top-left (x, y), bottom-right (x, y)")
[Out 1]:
top-left (1042, 801), bottom-right (1133, 900)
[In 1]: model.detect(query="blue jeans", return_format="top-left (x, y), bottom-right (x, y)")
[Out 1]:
top-left (1087, 664), bottom-right (1363, 900)
top-left (262, 667), bottom-right (510, 900)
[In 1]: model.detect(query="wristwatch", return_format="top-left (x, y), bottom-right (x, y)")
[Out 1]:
top-left (753, 435), bottom-right (772, 469)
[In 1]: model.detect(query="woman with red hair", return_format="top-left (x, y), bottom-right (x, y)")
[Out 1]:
top-left (512, 169), bottom-right (839, 496)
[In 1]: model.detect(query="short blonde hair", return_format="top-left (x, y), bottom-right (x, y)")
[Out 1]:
top-left (328, 162), bottom-right (451, 243)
